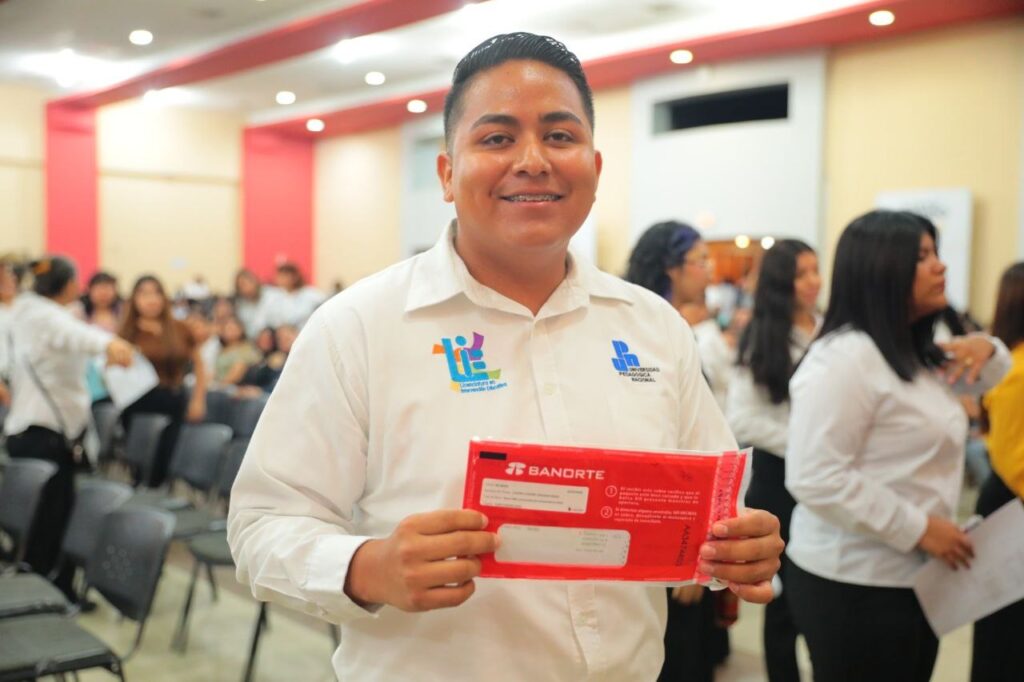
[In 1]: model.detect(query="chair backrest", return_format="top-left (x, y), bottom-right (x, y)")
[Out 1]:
top-left (229, 395), bottom-right (268, 439)
top-left (62, 479), bottom-right (134, 568)
top-left (122, 413), bottom-right (172, 484)
top-left (217, 437), bottom-right (250, 501)
top-left (0, 458), bottom-right (58, 556)
top-left (92, 401), bottom-right (121, 465)
top-left (86, 506), bottom-right (175, 623)
top-left (203, 389), bottom-right (234, 428)
top-left (167, 423), bottom-right (232, 494)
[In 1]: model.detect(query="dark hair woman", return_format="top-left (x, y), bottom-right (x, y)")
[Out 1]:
top-left (76, 270), bottom-right (122, 332)
top-left (4, 256), bottom-right (132, 597)
top-left (119, 275), bottom-right (208, 487)
top-left (726, 239), bottom-right (820, 681)
top-left (784, 211), bottom-right (1011, 681)
top-left (971, 261), bottom-right (1024, 682)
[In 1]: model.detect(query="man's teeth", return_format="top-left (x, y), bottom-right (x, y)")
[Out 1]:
top-left (505, 194), bottom-right (559, 202)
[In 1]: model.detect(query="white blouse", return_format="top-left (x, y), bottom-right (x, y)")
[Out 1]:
top-left (785, 328), bottom-right (1010, 587)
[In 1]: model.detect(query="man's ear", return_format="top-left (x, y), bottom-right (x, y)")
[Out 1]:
top-left (437, 152), bottom-right (454, 203)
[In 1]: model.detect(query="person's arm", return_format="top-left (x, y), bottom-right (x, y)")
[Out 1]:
top-left (187, 346), bottom-right (208, 422)
top-left (670, 312), bottom-right (783, 604)
top-left (44, 306), bottom-right (133, 366)
top-left (786, 337), bottom-right (971, 568)
top-left (986, 367), bottom-right (1024, 498)
top-left (725, 366), bottom-right (788, 455)
top-left (939, 334), bottom-right (1011, 391)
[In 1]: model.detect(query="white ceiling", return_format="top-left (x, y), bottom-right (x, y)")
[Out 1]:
top-left (0, 0), bottom-right (867, 122)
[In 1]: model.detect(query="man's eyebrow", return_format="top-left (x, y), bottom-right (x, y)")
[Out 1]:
top-left (540, 111), bottom-right (583, 125)
top-left (470, 114), bottom-right (519, 130)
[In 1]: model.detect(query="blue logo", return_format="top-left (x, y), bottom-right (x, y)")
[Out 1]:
top-left (611, 340), bottom-right (640, 372)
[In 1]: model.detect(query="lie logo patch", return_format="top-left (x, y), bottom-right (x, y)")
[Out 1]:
top-left (611, 340), bottom-right (660, 384)
top-left (433, 332), bottom-right (508, 394)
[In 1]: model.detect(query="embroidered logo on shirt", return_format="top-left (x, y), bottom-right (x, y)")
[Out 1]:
top-left (433, 332), bottom-right (509, 394)
top-left (611, 340), bottom-right (660, 384)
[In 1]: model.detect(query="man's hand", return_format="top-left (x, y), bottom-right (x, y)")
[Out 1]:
top-left (345, 510), bottom-right (499, 612)
top-left (697, 509), bottom-right (784, 604)
top-left (918, 515), bottom-right (973, 570)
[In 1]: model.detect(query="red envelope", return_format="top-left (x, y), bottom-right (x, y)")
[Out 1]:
top-left (462, 439), bottom-right (749, 583)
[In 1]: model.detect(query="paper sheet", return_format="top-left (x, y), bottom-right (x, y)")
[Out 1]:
top-left (102, 352), bottom-right (159, 410)
top-left (914, 499), bottom-right (1024, 637)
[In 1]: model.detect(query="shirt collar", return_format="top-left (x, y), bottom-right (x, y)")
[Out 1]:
top-left (405, 221), bottom-right (635, 316)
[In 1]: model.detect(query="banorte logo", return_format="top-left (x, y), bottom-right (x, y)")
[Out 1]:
top-left (506, 462), bottom-right (526, 476)
top-left (504, 461), bottom-right (605, 480)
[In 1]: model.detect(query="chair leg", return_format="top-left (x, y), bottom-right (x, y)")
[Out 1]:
top-left (242, 603), bottom-right (268, 682)
top-left (204, 562), bottom-right (219, 603)
top-left (172, 558), bottom-right (202, 653)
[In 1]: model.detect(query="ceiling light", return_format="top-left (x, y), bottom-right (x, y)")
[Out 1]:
top-left (869, 10), bottom-right (895, 26)
top-left (129, 30), bottom-right (153, 46)
top-left (407, 99), bottom-right (428, 114)
top-left (734, 235), bottom-right (751, 249)
top-left (365, 71), bottom-right (386, 86)
top-left (761, 236), bottom-right (775, 250)
top-left (20, 48), bottom-right (135, 90)
top-left (669, 49), bottom-right (694, 65)
top-left (306, 118), bottom-right (325, 133)
top-left (275, 90), bottom-right (296, 105)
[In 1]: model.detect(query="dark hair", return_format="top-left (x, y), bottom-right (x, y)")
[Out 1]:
top-left (218, 316), bottom-right (248, 347)
top-left (82, 271), bottom-right (121, 317)
top-left (30, 256), bottom-right (77, 298)
top-left (991, 262), bottom-right (1024, 350)
top-left (275, 262), bottom-right (304, 290)
top-left (234, 268), bottom-right (262, 300)
top-left (819, 210), bottom-right (943, 381)
top-left (120, 275), bottom-right (186, 356)
top-left (737, 239), bottom-right (815, 404)
top-left (443, 32), bottom-right (594, 149)
top-left (624, 221), bottom-right (702, 299)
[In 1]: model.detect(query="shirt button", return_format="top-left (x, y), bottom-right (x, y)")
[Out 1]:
top-left (543, 383), bottom-right (557, 396)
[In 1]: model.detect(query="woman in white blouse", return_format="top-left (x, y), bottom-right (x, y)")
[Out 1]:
top-left (261, 262), bottom-right (325, 330)
top-left (785, 211), bottom-right (1010, 682)
top-left (727, 238), bottom-right (820, 682)
top-left (5, 257), bottom-right (133, 596)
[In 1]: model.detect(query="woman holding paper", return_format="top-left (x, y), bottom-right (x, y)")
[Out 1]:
top-left (727, 239), bottom-right (820, 682)
top-left (4, 256), bottom-right (133, 596)
top-left (119, 275), bottom-right (207, 487)
top-left (971, 262), bottom-right (1024, 682)
top-left (785, 210), bottom-right (1011, 682)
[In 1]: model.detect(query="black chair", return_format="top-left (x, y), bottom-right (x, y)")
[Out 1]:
top-left (0, 478), bottom-right (134, 619)
top-left (129, 423), bottom-right (232, 513)
top-left (0, 506), bottom-right (175, 682)
top-left (92, 401), bottom-right (122, 472)
top-left (229, 395), bottom-right (267, 439)
top-left (203, 389), bottom-right (235, 428)
top-left (120, 413), bottom-right (172, 487)
top-left (0, 459), bottom-right (58, 566)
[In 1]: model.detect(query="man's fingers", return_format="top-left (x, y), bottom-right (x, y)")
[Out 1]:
top-left (421, 530), bottom-right (500, 561)
top-left (701, 535), bottom-right (784, 563)
top-left (699, 558), bottom-right (780, 586)
top-left (404, 510), bottom-right (489, 535)
top-left (408, 558), bottom-right (482, 589)
top-left (404, 581), bottom-right (477, 612)
top-left (712, 509), bottom-right (780, 539)
top-left (728, 581), bottom-right (774, 604)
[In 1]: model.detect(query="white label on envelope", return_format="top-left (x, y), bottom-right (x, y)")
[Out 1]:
top-left (481, 478), bottom-right (588, 514)
top-left (495, 524), bottom-right (630, 567)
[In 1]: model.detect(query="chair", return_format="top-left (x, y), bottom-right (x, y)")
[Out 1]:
top-left (120, 413), bottom-right (171, 487)
top-left (0, 459), bottom-right (58, 566)
top-left (0, 478), bottom-right (133, 619)
top-left (0, 506), bottom-right (175, 682)
top-left (203, 389), bottom-right (235, 428)
top-left (229, 395), bottom-right (268, 439)
top-left (128, 423), bottom-right (232, 513)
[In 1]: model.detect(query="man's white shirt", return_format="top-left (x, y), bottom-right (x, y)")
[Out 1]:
top-left (228, 225), bottom-right (736, 681)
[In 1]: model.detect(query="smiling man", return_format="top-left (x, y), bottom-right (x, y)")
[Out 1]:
top-left (228, 33), bottom-right (783, 681)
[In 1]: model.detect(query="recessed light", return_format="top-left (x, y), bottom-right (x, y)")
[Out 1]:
top-left (306, 118), bottom-right (325, 133)
top-left (760, 236), bottom-right (775, 250)
top-left (670, 49), bottom-right (694, 65)
top-left (276, 90), bottom-right (296, 105)
top-left (734, 235), bottom-right (751, 249)
top-left (129, 30), bottom-right (153, 46)
top-left (365, 71), bottom-right (386, 86)
top-left (869, 10), bottom-right (895, 26)
top-left (407, 99), bottom-right (428, 114)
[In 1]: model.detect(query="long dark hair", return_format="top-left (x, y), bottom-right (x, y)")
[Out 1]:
top-left (30, 256), bottom-right (76, 299)
top-left (737, 239), bottom-right (815, 404)
top-left (120, 275), bottom-right (188, 356)
top-left (819, 210), bottom-right (943, 381)
top-left (81, 271), bottom-right (121, 317)
top-left (624, 221), bottom-right (702, 299)
top-left (991, 262), bottom-right (1024, 350)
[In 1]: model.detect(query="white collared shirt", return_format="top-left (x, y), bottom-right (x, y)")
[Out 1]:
top-left (4, 293), bottom-right (112, 438)
top-left (785, 328), bottom-right (1010, 587)
top-left (726, 324), bottom-right (816, 457)
top-left (691, 319), bottom-right (733, 410)
top-left (261, 285), bottom-right (325, 330)
top-left (228, 225), bottom-right (736, 682)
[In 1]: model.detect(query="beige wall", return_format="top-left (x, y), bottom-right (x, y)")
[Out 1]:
top-left (593, 86), bottom-right (633, 275)
top-left (97, 100), bottom-right (244, 293)
top-left (0, 84), bottom-right (46, 257)
top-left (824, 19), bottom-right (1024, 322)
top-left (314, 127), bottom-right (402, 289)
